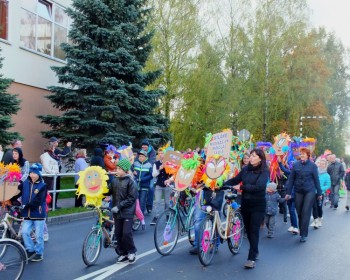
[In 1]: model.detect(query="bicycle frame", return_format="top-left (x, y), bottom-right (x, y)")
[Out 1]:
top-left (170, 190), bottom-right (195, 234)
top-left (0, 211), bottom-right (24, 241)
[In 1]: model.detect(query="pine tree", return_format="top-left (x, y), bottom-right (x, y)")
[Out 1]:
top-left (39, 0), bottom-right (169, 149)
top-left (0, 48), bottom-right (21, 145)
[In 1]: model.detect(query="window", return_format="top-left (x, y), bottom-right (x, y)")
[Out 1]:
top-left (0, 0), bottom-right (8, 40)
top-left (20, 0), bottom-right (70, 60)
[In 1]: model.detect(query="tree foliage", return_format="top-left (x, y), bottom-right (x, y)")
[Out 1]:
top-left (39, 0), bottom-right (169, 149)
top-left (0, 48), bottom-right (22, 145)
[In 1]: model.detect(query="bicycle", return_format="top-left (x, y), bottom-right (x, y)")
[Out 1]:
top-left (0, 206), bottom-right (24, 241)
top-left (154, 187), bottom-right (196, 256)
top-left (198, 192), bottom-right (244, 266)
top-left (82, 206), bottom-right (117, 266)
top-left (0, 238), bottom-right (27, 280)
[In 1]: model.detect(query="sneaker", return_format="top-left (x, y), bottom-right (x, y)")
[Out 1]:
top-left (31, 254), bottom-right (43, 262)
top-left (189, 247), bottom-right (198, 255)
top-left (317, 218), bottom-right (322, 227)
top-left (300, 236), bottom-right (307, 243)
top-left (292, 228), bottom-right (299, 234)
top-left (128, 253), bottom-right (136, 264)
top-left (287, 226), bottom-right (294, 232)
top-left (44, 233), bottom-right (49, 242)
top-left (334, 204), bottom-right (338, 209)
top-left (267, 234), bottom-right (274, 238)
top-left (141, 224), bottom-right (146, 230)
top-left (313, 219), bottom-right (319, 229)
top-left (244, 260), bottom-right (256, 268)
top-left (150, 217), bottom-right (158, 226)
top-left (310, 219), bottom-right (316, 227)
top-left (26, 251), bottom-right (36, 260)
top-left (117, 255), bottom-right (129, 263)
top-left (346, 206), bottom-right (349, 211)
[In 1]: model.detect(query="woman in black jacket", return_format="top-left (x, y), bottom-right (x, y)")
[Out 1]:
top-left (225, 149), bottom-right (269, 269)
top-left (285, 147), bottom-right (322, 243)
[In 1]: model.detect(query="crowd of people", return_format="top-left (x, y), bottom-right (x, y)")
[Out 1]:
top-left (0, 137), bottom-right (349, 269)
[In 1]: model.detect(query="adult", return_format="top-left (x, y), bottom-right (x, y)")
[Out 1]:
top-left (90, 147), bottom-right (105, 168)
top-left (74, 149), bottom-right (88, 207)
top-left (286, 147), bottom-right (322, 243)
top-left (327, 154), bottom-right (345, 209)
top-left (40, 142), bottom-right (59, 209)
top-left (150, 149), bottom-right (171, 225)
top-left (1, 139), bottom-right (22, 164)
top-left (0, 144), bottom-right (3, 162)
top-left (224, 149), bottom-right (269, 269)
top-left (49, 137), bottom-right (72, 208)
top-left (140, 139), bottom-right (156, 213)
top-left (11, 147), bottom-right (30, 182)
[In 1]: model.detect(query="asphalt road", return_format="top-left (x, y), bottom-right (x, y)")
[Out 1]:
top-left (22, 198), bottom-right (350, 280)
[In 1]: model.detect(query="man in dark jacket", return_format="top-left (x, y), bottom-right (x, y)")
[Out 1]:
top-left (132, 150), bottom-right (153, 214)
top-left (20, 163), bottom-right (47, 262)
top-left (327, 154), bottom-right (345, 209)
top-left (106, 158), bottom-right (138, 264)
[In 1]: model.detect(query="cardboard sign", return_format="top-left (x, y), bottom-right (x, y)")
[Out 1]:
top-left (0, 181), bottom-right (20, 201)
top-left (163, 151), bottom-right (183, 175)
top-left (206, 130), bottom-right (233, 161)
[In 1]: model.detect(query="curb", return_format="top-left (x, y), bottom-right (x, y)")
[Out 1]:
top-left (47, 211), bottom-right (95, 225)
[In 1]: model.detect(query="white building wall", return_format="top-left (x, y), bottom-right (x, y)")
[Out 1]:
top-left (1, 0), bottom-right (72, 89)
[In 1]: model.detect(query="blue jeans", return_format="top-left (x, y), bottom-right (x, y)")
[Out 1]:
top-left (138, 190), bottom-right (149, 214)
top-left (287, 198), bottom-right (298, 228)
top-left (146, 179), bottom-right (155, 210)
top-left (22, 219), bottom-right (45, 255)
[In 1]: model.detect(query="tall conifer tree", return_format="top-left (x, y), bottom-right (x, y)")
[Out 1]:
top-left (39, 0), bottom-right (168, 148)
top-left (0, 48), bottom-right (21, 145)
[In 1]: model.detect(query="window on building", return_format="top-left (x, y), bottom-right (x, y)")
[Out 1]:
top-left (0, 0), bottom-right (9, 40)
top-left (20, 0), bottom-right (70, 60)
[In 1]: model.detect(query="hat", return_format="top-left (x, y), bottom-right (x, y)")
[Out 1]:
top-left (138, 150), bottom-right (148, 157)
top-left (49, 137), bottom-right (58, 142)
top-left (116, 158), bottom-right (132, 172)
top-left (106, 144), bottom-right (117, 154)
top-left (29, 163), bottom-right (43, 178)
top-left (267, 182), bottom-right (277, 191)
top-left (141, 139), bottom-right (150, 147)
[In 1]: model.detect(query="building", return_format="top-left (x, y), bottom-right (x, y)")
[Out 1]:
top-left (0, 0), bottom-right (72, 161)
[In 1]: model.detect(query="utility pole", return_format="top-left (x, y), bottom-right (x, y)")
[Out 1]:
top-left (299, 116), bottom-right (327, 138)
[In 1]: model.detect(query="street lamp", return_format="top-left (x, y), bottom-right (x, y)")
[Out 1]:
top-left (299, 115), bottom-right (327, 137)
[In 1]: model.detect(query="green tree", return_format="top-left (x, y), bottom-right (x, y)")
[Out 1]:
top-left (171, 40), bottom-right (229, 149)
top-left (39, 0), bottom-right (169, 149)
top-left (0, 48), bottom-right (21, 145)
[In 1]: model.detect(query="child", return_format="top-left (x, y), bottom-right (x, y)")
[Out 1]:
top-left (20, 163), bottom-right (47, 262)
top-left (265, 182), bottom-right (285, 238)
top-left (106, 158), bottom-right (138, 264)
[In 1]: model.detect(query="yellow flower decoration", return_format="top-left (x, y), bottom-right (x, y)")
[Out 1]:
top-left (76, 166), bottom-right (109, 207)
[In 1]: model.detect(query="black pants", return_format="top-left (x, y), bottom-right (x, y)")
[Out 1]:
top-left (312, 195), bottom-right (324, 219)
top-left (278, 187), bottom-right (288, 220)
top-left (114, 216), bottom-right (137, 255)
top-left (295, 192), bottom-right (315, 237)
top-left (75, 184), bottom-right (83, 207)
top-left (241, 208), bottom-right (265, 261)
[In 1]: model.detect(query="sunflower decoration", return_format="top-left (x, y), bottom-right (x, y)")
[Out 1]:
top-left (174, 153), bottom-right (204, 191)
top-left (76, 166), bottom-right (109, 207)
top-left (202, 154), bottom-right (230, 191)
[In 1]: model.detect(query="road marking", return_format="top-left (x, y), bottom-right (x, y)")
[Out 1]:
top-left (74, 235), bottom-right (188, 280)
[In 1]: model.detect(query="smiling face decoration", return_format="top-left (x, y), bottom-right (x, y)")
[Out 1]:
top-left (273, 133), bottom-right (291, 156)
top-left (76, 166), bottom-right (109, 207)
top-left (202, 155), bottom-right (230, 191)
top-left (163, 151), bottom-right (183, 175)
top-left (175, 168), bottom-right (196, 191)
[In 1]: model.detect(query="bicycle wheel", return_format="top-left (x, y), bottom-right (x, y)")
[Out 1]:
top-left (132, 216), bottom-right (141, 231)
top-left (154, 209), bottom-right (179, 256)
top-left (0, 239), bottom-right (26, 280)
top-left (227, 210), bottom-right (244, 255)
top-left (198, 215), bottom-right (216, 266)
top-left (187, 207), bottom-right (195, 246)
top-left (82, 228), bottom-right (102, 266)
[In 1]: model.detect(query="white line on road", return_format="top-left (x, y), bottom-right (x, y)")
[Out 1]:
top-left (74, 235), bottom-right (189, 280)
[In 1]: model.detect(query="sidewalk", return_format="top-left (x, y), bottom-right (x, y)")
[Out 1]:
top-left (47, 197), bottom-right (95, 225)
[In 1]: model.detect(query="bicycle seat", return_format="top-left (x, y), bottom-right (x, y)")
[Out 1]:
top-left (225, 193), bottom-right (237, 200)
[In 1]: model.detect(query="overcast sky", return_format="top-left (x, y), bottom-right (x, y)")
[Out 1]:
top-left (308, 0), bottom-right (350, 48)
